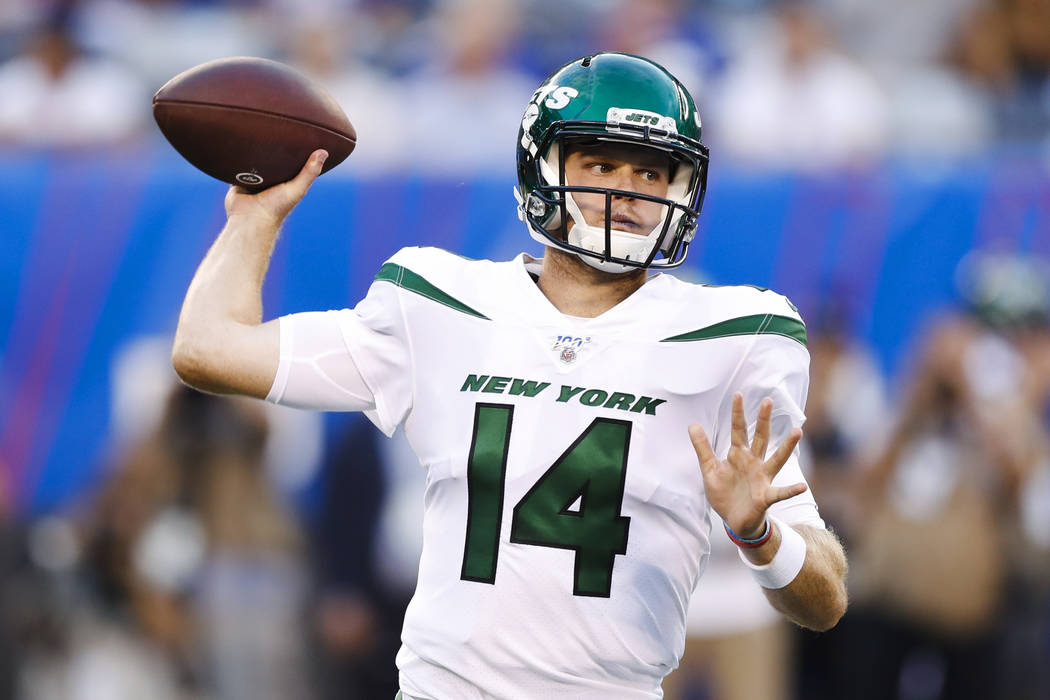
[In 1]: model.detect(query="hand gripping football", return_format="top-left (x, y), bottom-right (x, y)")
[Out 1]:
top-left (153, 56), bottom-right (356, 191)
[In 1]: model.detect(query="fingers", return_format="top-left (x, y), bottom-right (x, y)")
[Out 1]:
top-left (688, 423), bottom-right (719, 474)
top-left (730, 393), bottom-right (748, 448)
top-left (283, 149), bottom-right (328, 198)
top-left (225, 184), bottom-right (239, 210)
top-left (765, 427), bottom-right (803, 476)
top-left (309, 148), bottom-right (329, 173)
top-left (767, 481), bottom-right (808, 505)
top-left (751, 397), bottom-right (773, 458)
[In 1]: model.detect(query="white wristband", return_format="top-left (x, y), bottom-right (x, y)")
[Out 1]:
top-left (737, 516), bottom-right (807, 589)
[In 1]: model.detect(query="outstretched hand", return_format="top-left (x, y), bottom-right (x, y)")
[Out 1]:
top-left (224, 148), bottom-right (328, 227)
top-left (689, 393), bottom-right (806, 539)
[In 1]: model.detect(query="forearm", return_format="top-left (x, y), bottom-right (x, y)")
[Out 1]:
top-left (172, 149), bottom-right (326, 397)
top-left (172, 213), bottom-right (281, 396)
top-left (181, 213), bottom-right (279, 327)
top-left (742, 522), bottom-right (848, 631)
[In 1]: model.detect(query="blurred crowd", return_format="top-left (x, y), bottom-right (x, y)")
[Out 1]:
top-left (0, 252), bottom-right (1046, 700)
top-left (664, 253), bottom-right (1050, 700)
top-left (0, 0), bottom-right (1049, 169)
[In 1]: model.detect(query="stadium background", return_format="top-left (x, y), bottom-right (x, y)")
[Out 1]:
top-left (0, 0), bottom-right (1048, 699)
top-left (4, 153), bottom-right (1047, 511)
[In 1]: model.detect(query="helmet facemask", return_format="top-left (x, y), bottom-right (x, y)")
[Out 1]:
top-left (519, 121), bottom-right (708, 273)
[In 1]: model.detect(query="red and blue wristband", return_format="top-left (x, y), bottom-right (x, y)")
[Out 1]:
top-left (724, 518), bottom-right (772, 548)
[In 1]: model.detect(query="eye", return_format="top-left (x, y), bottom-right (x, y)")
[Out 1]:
top-left (638, 169), bottom-right (660, 183)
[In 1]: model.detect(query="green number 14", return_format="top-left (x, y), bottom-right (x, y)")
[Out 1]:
top-left (460, 403), bottom-right (632, 597)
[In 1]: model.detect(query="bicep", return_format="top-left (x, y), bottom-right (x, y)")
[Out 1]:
top-left (172, 318), bottom-right (280, 399)
top-left (263, 281), bottom-right (412, 433)
top-left (266, 311), bottom-right (377, 412)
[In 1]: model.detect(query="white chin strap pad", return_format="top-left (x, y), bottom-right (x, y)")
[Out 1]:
top-left (564, 192), bottom-right (665, 274)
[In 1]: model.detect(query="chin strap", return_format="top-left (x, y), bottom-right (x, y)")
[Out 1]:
top-left (563, 192), bottom-right (663, 273)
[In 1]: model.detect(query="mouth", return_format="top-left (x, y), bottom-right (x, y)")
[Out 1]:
top-left (608, 214), bottom-right (642, 232)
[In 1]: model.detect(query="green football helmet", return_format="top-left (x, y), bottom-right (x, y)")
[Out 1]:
top-left (515, 52), bottom-right (709, 273)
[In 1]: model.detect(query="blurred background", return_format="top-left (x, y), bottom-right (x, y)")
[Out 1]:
top-left (1, 0), bottom-right (1049, 698)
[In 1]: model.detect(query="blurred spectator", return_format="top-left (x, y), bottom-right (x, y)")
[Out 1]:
top-left (949, 0), bottom-right (1050, 149)
top-left (512, 0), bottom-right (600, 77)
top-left (713, 1), bottom-right (889, 169)
top-left (267, 0), bottom-right (431, 77)
top-left (810, 0), bottom-right (993, 160)
top-left (814, 0), bottom-right (979, 71)
top-left (400, 0), bottom-right (537, 174)
top-left (277, 10), bottom-right (410, 173)
top-left (346, 0), bottom-right (432, 78)
top-left (800, 306), bottom-right (890, 541)
top-left (83, 386), bottom-right (313, 699)
top-left (0, 15), bottom-right (148, 146)
top-left (999, 315), bottom-right (1050, 700)
top-left (846, 281), bottom-right (1050, 699)
top-left (957, 252), bottom-right (1050, 699)
top-left (791, 312), bottom-right (891, 700)
top-left (311, 419), bottom-right (422, 700)
top-left (0, 0), bottom-right (61, 59)
top-left (109, 335), bottom-right (325, 500)
top-left (0, 474), bottom-right (19, 699)
top-left (74, 0), bottom-right (272, 91)
top-left (595, 0), bottom-right (722, 100)
top-left (881, 65), bottom-right (994, 161)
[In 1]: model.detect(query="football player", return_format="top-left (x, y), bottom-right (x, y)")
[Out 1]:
top-left (172, 53), bottom-right (848, 699)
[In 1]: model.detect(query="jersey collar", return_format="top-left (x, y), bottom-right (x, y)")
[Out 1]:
top-left (510, 253), bottom-right (668, 329)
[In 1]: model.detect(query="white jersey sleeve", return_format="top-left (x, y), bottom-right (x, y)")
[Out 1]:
top-left (714, 304), bottom-right (825, 529)
top-left (265, 279), bottom-right (413, 436)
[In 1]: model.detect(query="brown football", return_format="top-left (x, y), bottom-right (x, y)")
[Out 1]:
top-left (153, 56), bottom-right (356, 191)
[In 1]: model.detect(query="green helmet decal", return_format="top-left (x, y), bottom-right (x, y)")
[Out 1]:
top-left (515, 53), bottom-right (709, 272)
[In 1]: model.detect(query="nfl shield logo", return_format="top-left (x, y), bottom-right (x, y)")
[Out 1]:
top-left (552, 334), bottom-right (590, 365)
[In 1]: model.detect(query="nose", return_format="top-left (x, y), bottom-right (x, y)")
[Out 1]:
top-left (609, 166), bottom-right (635, 200)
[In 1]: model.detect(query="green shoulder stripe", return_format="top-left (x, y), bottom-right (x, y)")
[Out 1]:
top-left (374, 263), bottom-right (490, 320)
top-left (661, 314), bottom-right (807, 347)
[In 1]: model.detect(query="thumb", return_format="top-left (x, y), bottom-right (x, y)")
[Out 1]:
top-left (284, 149), bottom-right (328, 197)
top-left (264, 149), bottom-right (328, 221)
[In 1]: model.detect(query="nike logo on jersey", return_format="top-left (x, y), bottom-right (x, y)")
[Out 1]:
top-left (460, 373), bottom-right (667, 416)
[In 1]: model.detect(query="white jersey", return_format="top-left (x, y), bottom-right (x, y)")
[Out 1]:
top-left (267, 246), bottom-right (824, 699)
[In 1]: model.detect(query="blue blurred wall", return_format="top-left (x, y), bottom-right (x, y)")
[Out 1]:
top-left (2, 147), bottom-right (1048, 513)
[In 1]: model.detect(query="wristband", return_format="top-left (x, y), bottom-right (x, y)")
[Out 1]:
top-left (723, 518), bottom-right (772, 548)
top-left (737, 516), bottom-right (807, 589)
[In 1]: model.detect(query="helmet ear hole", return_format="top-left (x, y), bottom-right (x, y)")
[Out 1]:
top-left (526, 192), bottom-right (548, 218)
